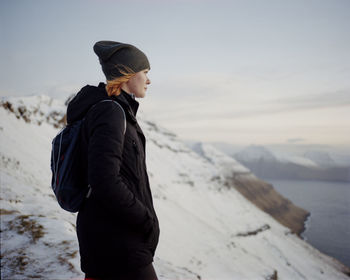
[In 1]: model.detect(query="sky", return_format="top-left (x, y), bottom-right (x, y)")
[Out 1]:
top-left (1, 0), bottom-right (350, 148)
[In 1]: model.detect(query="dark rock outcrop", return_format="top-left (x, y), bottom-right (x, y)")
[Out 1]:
top-left (231, 175), bottom-right (309, 236)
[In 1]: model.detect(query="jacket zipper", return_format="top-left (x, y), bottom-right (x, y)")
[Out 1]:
top-left (132, 140), bottom-right (139, 155)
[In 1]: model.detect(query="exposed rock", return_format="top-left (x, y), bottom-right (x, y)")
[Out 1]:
top-left (235, 224), bottom-right (271, 237)
top-left (231, 175), bottom-right (309, 235)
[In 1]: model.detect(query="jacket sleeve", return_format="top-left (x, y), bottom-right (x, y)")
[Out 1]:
top-left (86, 101), bottom-right (154, 233)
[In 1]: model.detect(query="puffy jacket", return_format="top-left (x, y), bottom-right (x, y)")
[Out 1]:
top-left (66, 82), bottom-right (160, 276)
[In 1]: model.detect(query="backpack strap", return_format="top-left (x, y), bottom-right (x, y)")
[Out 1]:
top-left (87, 99), bottom-right (126, 135)
top-left (85, 99), bottom-right (127, 199)
top-left (98, 99), bottom-right (126, 135)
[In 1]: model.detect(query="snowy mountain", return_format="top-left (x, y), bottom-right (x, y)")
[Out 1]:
top-left (234, 145), bottom-right (278, 163)
top-left (231, 145), bottom-right (350, 182)
top-left (1, 95), bottom-right (350, 279)
top-left (303, 150), bottom-right (336, 167)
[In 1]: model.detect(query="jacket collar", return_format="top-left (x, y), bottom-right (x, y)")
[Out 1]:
top-left (99, 83), bottom-right (145, 142)
top-left (118, 89), bottom-right (139, 117)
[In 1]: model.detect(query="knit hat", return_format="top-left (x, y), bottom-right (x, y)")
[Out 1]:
top-left (93, 41), bottom-right (150, 80)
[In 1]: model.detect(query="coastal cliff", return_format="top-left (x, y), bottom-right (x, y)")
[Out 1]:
top-left (192, 142), bottom-right (310, 236)
top-left (231, 175), bottom-right (309, 235)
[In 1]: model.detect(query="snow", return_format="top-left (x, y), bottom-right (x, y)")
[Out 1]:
top-left (275, 153), bottom-right (319, 168)
top-left (272, 150), bottom-right (336, 168)
top-left (1, 96), bottom-right (349, 279)
top-left (304, 150), bottom-right (336, 167)
top-left (0, 107), bottom-right (80, 278)
top-left (234, 145), bottom-right (277, 162)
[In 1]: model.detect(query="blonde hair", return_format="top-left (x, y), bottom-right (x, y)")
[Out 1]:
top-left (105, 65), bottom-right (135, 97)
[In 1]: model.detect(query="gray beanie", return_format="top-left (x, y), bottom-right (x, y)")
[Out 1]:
top-left (93, 41), bottom-right (150, 80)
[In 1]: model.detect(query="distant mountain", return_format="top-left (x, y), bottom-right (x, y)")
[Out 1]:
top-left (235, 145), bottom-right (278, 163)
top-left (303, 150), bottom-right (336, 167)
top-left (211, 143), bottom-right (350, 182)
top-left (1, 95), bottom-right (349, 279)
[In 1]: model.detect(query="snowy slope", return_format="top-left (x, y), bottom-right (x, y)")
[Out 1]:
top-left (1, 95), bottom-right (66, 127)
top-left (1, 96), bottom-right (349, 279)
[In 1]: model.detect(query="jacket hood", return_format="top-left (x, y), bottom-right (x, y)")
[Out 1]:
top-left (67, 82), bottom-right (139, 124)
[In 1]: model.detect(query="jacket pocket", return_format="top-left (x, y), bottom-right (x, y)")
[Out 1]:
top-left (120, 163), bottom-right (139, 186)
top-left (144, 214), bottom-right (160, 255)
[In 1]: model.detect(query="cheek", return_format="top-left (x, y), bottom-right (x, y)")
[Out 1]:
top-left (138, 77), bottom-right (146, 87)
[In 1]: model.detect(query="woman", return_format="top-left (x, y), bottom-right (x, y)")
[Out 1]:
top-left (66, 41), bottom-right (160, 279)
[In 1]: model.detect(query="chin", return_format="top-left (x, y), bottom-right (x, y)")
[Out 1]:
top-left (136, 93), bottom-right (145, 98)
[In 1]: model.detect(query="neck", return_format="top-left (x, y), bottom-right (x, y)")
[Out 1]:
top-left (121, 85), bottom-right (135, 99)
top-left (124, 90), bottom-right (135, 99)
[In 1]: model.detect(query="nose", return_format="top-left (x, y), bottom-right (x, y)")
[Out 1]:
top-left (146, 77), bottom-right (151, 85)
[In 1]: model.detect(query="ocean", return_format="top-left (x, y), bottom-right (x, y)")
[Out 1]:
top-left (267, 179), bottom-right (350, 268)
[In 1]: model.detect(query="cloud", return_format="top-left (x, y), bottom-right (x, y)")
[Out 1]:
top-left (147, 88), bottom-right (350, 123)
top-left (149, 73), bottom-right (350, 121)
top-left (268, 89), bottom-right (350, 111)
top-left (143, 73), bottom-right (350, 146)
top-left (287, 138), bottom-right (306, 144)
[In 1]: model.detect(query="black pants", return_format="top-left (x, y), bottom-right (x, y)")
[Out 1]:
top-left (85, 263), bottom-right (158, 280)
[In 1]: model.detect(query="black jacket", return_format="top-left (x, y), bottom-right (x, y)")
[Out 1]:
top-left (67, 83), bottom-right (160, 276)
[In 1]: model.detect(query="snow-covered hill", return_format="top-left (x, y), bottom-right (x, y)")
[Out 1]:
top-left (1, 95), bottom-right (349, 279)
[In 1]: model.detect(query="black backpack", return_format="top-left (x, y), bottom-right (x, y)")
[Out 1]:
top-left (50, 99), bottom-right (126, 212)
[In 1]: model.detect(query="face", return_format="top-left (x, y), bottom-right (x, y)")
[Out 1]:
top-left (123, 69), bottom-right (151, 98)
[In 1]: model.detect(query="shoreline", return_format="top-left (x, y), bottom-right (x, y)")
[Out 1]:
top-left (300, 212), bottom-right (311, 240)
top-left (262, 180), bottom-right (350, 276)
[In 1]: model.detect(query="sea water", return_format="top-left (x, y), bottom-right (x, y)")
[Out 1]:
top-left (267, 179), bottom-right (350, 268)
